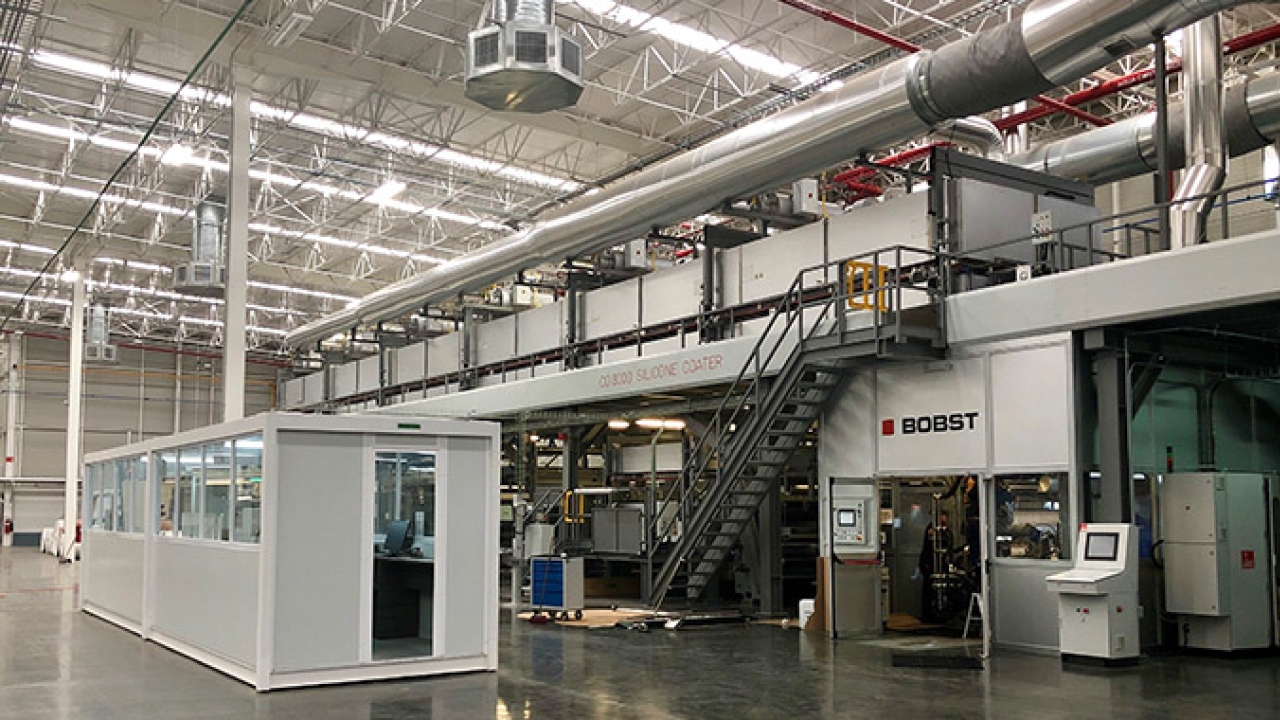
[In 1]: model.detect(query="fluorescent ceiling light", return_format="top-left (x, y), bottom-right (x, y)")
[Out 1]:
top-left (0, 289), bottom-right (71, 306)
top-left (561, 0), bottom-right (836, 88)
top-left (369, 179), bottom-right (407, 204)
top-left (7, 118), bottom-right (498, 229)
top-left (29, 50), bottom-right (579, 191)
top-left (607, 418), bottom-right (630, 430)
top-left (636, 417), bottom-right (685, 430)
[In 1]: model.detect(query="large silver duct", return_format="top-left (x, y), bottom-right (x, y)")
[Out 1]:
top-left (1008, 71), bottom-right (1280, 184)
top-left (932, 117), bottom-right (1006, 160)
top-left (287, 0), bottom-right (1255, 348)
top-left (1170, 16), bottom-right (1227, 248)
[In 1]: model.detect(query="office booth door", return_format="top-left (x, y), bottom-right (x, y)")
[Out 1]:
top-left (371, 450), bottom-right (437, 661)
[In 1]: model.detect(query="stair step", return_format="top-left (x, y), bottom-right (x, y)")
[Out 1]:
top-left (764, 429), bottom-right (810, 437)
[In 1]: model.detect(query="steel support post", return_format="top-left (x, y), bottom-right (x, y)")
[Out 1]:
top-left (1154, 35), bottom-right (1173, 252)
top-left (223, 75), bottom-right (251, 421)
top-left (62, 271), bottom-right (86, 560)
top-left (1090, 330), bottom-right (1132, 523)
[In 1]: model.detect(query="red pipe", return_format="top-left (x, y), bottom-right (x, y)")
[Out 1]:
top-left (780, 0), bottom-right (1109, 127)
top-left (830, 143), bottom-right (947, 186)
top-left (837, 181), bottom-right (884, 198)
top-left (779, 0), bottom-right (918, 53)
top-left (996, 22), bottom-right (1280, 132)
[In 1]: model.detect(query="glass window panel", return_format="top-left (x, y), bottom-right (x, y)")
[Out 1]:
top-left (129, 456), bottom-right (148, 533)
top-left (993, 473), bottom-right (1069, 560)
top-left (176, 446), bottom-right (202, 538)
top-left (85, 463), bottom-right (102, 529)
top-left (374, 451), bottom-right (435, 556)
top-left (106, 461), bottom-right (116, 531)
top-left (157, 451), bottom-right (178, 535)
top-left (232, 435), bottom-right (262, 544)
top-left (201, 443), bottom-right (232, 541)
top-left (114, 458), bottom-right (133, 533)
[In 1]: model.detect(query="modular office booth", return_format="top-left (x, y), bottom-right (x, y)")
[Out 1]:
top-left (79, 412), bottom-right (500, 690)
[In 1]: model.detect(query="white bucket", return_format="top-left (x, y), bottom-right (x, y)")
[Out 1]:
top-left (799, 598), bottom-right (816, 629)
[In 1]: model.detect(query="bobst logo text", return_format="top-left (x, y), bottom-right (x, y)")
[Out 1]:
top-left (882, 411), bottom-right (980, 436)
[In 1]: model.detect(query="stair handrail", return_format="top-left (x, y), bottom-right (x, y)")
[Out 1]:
top-left (645, 244), bottom-right (947, 606)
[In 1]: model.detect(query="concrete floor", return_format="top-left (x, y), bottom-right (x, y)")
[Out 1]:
top-left (3, 547), bottom-right (1279, 719)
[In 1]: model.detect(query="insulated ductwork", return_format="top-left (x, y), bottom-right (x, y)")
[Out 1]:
top-left (931, 117), bottom-right (1006, 160)
top-left (174, 198), bottom-right (227, 297)
top-left (1007, 71), bottom-right (1280, 185)
top-left (465, 0), bottom-right (583, 113)
top-left (1171, 16), bottom-right (1227, 248)
top-left (287, 0), bottom-right (1256, 348)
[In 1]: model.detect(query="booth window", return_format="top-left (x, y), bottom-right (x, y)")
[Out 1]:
top-left (157, 451), bottom-right (179, 535)
top-left (86, 463), bottom-right (110, 530)
top-left (201, 442), bottom-right (231, 540)
top-left (993, 473), bottom-right (1069, 560)
top-left (87, 456), bottom-right (145, 533)
top-left (374, 451), bottom-right (436, 553)
top-left (177, 445), bottom-right (203, 538)
top-left (231, 435), bottom-right (262, 543)
top-left (115, 456), bottom-right (145, 534)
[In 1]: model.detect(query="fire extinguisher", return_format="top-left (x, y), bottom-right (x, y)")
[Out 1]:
top-left (3, 518), bottom-right (12, 535)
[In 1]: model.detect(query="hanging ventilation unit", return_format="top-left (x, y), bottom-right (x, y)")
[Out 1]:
top-left (465, 0), bottom-right (583, 113)
top-left (174, 198), bottom-right (227, 296)
top-left (84, 304), bottom-right (118, 363)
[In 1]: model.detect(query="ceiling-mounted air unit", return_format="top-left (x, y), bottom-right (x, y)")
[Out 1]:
top-left (84, 304), bottom-right (118, 364)
top-left (465, 0), bottom-right (583, 113)
top-left (266, 0), bottom-right (324, 47)
top-left (174, 198), bottom-right (227, 297)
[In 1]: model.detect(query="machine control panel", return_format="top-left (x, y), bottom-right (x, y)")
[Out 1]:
top-left (833, 501), bottom-right (868, 545)
top-left (830, 479), bottom-right (878, 554)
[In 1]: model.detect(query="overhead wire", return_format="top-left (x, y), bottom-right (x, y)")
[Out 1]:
top-left (0, 0), bottom-right (257, 334)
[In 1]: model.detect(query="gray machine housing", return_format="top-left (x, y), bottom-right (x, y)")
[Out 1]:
top-left (829, 478), bottom-right (881, 636)
top-left (1161, 473), bottom-right (1278, 651)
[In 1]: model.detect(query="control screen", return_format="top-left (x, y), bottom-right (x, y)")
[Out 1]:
top-left (837, 509), bottom-right (858, 527)
top-left (1084, 532), bottom-right (1119, 561)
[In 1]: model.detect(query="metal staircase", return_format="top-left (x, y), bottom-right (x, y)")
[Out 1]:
top-left (645, 245), bottom-right (949, 609)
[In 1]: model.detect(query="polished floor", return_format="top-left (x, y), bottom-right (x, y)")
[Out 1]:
top-left (2, 547), bottom-right (1279, 719)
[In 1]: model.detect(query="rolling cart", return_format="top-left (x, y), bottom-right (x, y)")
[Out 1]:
top-left (530, 556), bottom-right (584, 621)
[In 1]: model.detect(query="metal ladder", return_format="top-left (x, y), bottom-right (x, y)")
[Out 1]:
top-left (645, 245), bottom-right (948, 609)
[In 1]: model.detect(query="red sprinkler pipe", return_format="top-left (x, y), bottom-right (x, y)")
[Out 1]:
top-left (830, 142), bottom-right (948, 187)
top-left (996, 21), bottom-right (1280, 131)
top-left (838, 181), bottom-right (884, 198)
top-left (778, 0), bottom-right (917, 53)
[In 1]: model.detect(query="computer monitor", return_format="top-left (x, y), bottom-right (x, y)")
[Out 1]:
top-left (383, 519), bottom-right (413, 556)
top-left (1084, 531), bottom-right (1119, 561)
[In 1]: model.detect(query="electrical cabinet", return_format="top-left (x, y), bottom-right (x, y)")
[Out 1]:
top-left (1162, 473), bottom-right (1274, 651)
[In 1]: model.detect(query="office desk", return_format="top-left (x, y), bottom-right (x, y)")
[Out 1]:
top-left (374, 556), bottom-right (434, 640)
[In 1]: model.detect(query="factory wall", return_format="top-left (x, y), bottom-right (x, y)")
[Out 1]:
top-left (0, 333), bottom-right (280, 478)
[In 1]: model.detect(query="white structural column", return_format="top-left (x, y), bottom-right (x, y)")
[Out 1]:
top-left (4, 331), bottom-right (20, 476)
top-left (3, 332), bottom-right (20, 547)
top-left (223, 75), bottom-right (250, 421)
top-left (63, 271), bottom-right (87, 559)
